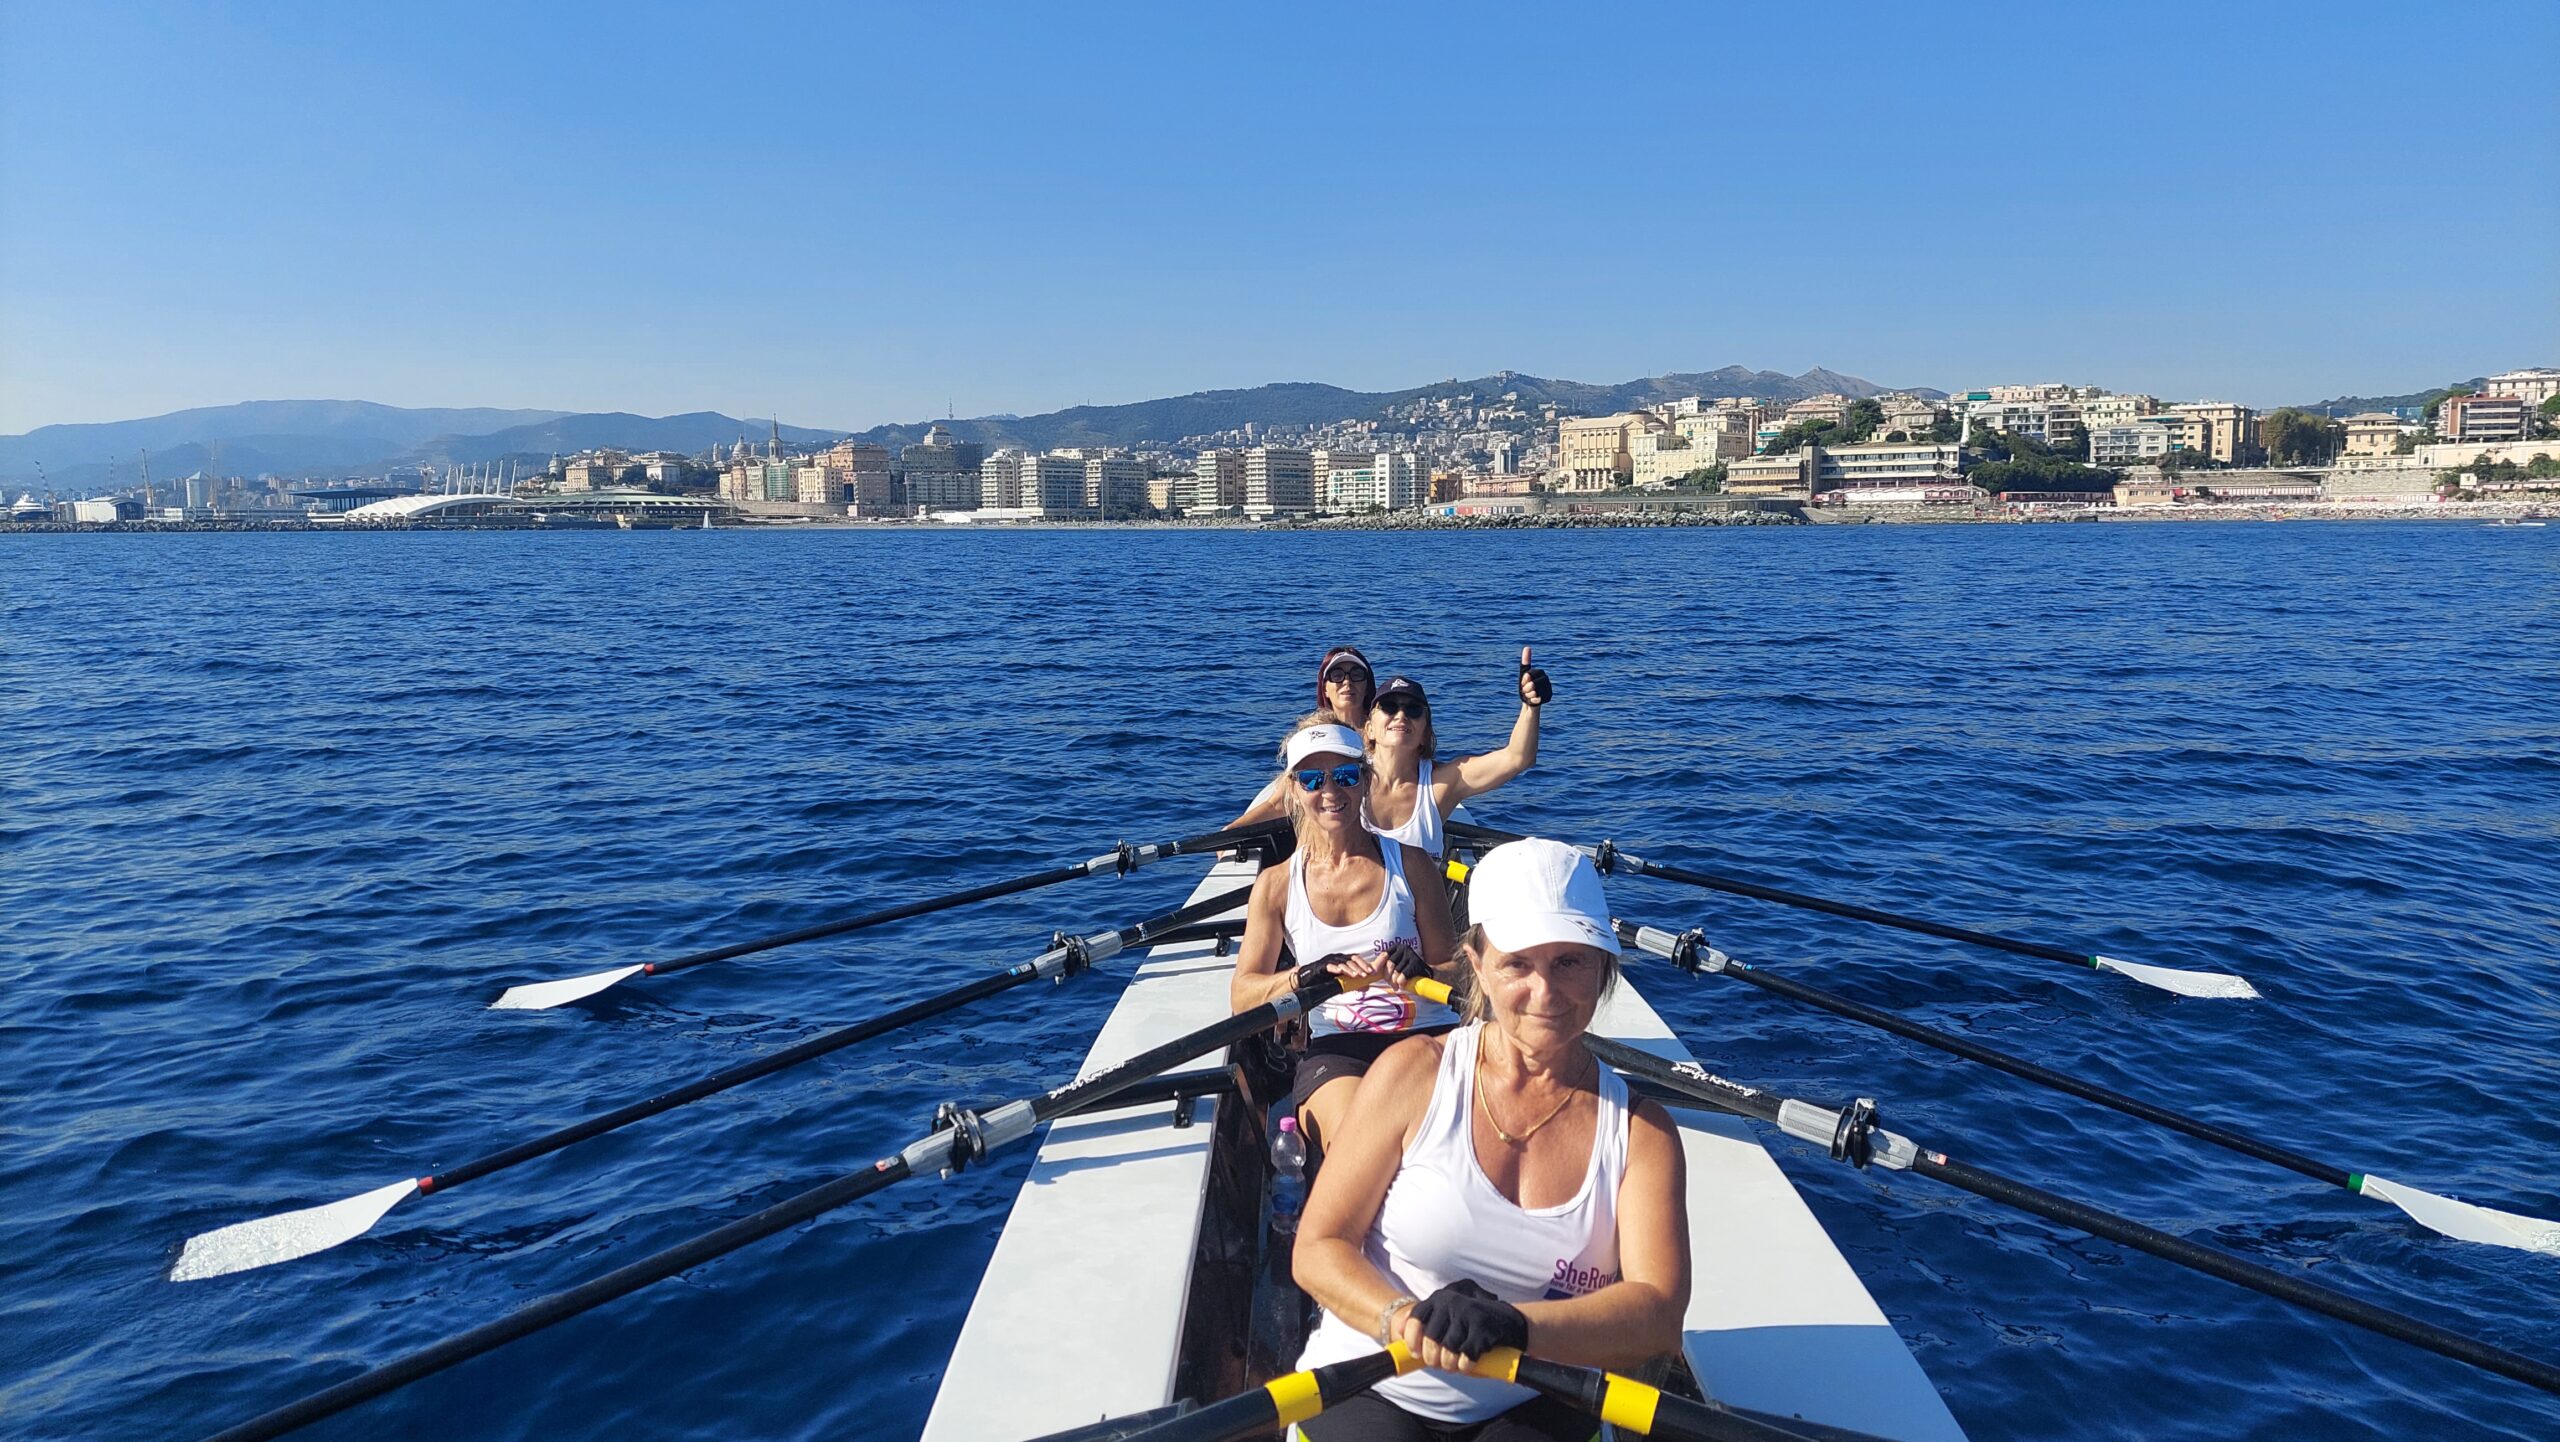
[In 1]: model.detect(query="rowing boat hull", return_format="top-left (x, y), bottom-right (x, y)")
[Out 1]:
top-left (924, 837), bottom-right (1966, 1441)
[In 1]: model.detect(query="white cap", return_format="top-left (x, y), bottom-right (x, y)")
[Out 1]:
top-left (1469, 838), bottom-right (1614, 954)
top-left (1283, 723), bottom-right (1365, 769)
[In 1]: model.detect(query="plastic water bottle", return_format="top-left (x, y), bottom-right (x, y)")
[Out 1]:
top-left (1269, 1116), bottom-right (1308, 1236)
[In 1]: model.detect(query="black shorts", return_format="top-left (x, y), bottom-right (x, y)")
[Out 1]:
top-left (1298, 1391), bottom-right (1597, 1441)
top-left (1291, 1026), bottom-right (1458, 1108)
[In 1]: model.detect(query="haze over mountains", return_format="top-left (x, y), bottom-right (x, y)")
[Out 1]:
top-left (1, 366), bottom-right (1913, 491)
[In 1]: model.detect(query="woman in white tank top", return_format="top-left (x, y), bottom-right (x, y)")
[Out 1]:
top-left (1291, 839), bottom-right (1691, 1440)
top-left (1362, 649), bottom-right (1552, 862)
top-left (1233, 715), bottom-right (1462, 1152)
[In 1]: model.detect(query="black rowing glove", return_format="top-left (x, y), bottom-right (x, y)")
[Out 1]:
top-left (1410, 1278), bottom-right (1528, 1360)
top-left (1519, 662), bottom-right (1553, 707)
top-left (1383, 939), bottom-right (1430, 983)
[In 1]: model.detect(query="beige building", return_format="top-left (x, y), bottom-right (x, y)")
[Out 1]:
top-left (2483, 368), bottom-right (2560, 407)
top-left (1725, 452), bottom-right (1810, 496)
top-left (1784, 393), bottom-right (1855, 427)
top-left (1244, 446), bottom-right (1314, 518)
top-left (2341, 412), bottom-right (2409, 457)
top-left (2170, 402), bottom-right (2258, 464)
top-left (2077, 394), bottom-right (2162, 431)
top-left (1556, 412), bottom-right (1668, 490)
top-left (1878, 394), bottom-right (1949, 438)
top-left (1812, 441), bottom-right (1966, 500)
top-left (1189, 449), bottom-right (1245, 512)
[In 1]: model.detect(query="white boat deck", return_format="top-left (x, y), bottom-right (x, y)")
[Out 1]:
top-left (924, 845), bottom-right (1965, 1442)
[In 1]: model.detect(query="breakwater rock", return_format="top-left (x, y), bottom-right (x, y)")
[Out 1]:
top-left (1287, 507), bottom-right (1805, 532)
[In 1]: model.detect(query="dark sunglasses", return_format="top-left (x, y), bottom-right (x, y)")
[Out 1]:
top-left (1291, 763), bottom-right (1365, 792)
top-left (1375, 695), bottom-right (1427, 718)
top-left (1323, 665), bottom-right (1371, 685)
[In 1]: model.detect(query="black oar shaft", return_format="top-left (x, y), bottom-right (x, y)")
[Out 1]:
top-left (1915, 1152), bottom-right (2560, 1397)
top-left (1595, 1038), bottom-right (2560, 1401)
top-left (204, 967), bottom-right (1331, 1442)
top-left (1507, 1352), bottom-right (1832, 1442)
top-left (650, 865), bottom-right (1085, 975)
top-left (1112, 1347), bottom-right (1407, 1442)
top-left (435, 881), bottom-right (1257, 1193)
top-left (433, 968), bottom-right (1029, 1191)
top-left (1711, 955), bottom-right (2350, 1190)
top-left (646, 819), bottom-right (1278, 977)
top-left (1450, 822), bottom-right (2091, 969)
top-left (203, 1156), bottom-right (917, 1442)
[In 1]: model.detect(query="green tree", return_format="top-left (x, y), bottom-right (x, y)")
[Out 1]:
top-left (1839, 397), bottom-right (1886, 443)
top-left (2393, 427), bottom-right (2432, 455)
top-left (2261, 408), bottom-right (2346, 466)
top-left (2536, 395), bottom-right (2560, 440)
top-left (1761, 419), bottom-right (1841, 455)
top-left (1926, 415), bottom-right (1962, 443)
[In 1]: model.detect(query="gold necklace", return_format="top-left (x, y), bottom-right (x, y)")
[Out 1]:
top-left (1474, 1036), bottom-right (1589, 1146)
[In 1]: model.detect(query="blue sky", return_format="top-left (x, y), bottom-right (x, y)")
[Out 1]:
top-left (2, 1), bottom-right (2553, 432)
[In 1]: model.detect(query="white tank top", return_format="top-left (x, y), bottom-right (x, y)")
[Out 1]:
top-left (1362, 758), bottom-right (1445, 859)
top-left (1285, 842), bottom-right (1459, 1040)
top-left (1295, 1023), bottom-right (1631, 1422)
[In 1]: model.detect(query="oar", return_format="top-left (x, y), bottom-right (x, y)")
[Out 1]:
top-left (171, 884), bottom-right (1256, 1281)
top-left (196, 971), bottom-right (1349, 1442)
top-left (1615, 919), bottom-right (2560, 1256)
top-left (1447, 821), bottom-right (2256, 999)
top-left (1583, 1032), bottom-right (2560, 1400)
top-left (1045, 1343), bottom-right (1420, 1442)
top-left (491, 818), bottom-right (1283, 1008)
top-left (1469, 1347), bottom-right (1867, 1442)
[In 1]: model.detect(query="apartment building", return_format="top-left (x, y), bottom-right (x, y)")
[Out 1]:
top-left (901, 424), bottom-right (985, 511)
top-left (1966, 398), bottom-right (2085, 451)
top-left (2341, 412), bottom-right (2409, 457)
top-left (1189, 449), bottom-right (1246, 512)
top-left (2483, 368), bottom-right (2560, 408)
top-left (2169, 402), bottom-right (2258, 464)
top-left (1244, 446), bottom-right (1315, 518)
top-left (1812, 441), bottom-right (1966, 500)
top-left (2090, 421), bottom-right (2180, 466)
top-left (2438, 393), bottom-right (2528, 442)
top-left (2077, 394), bottom-right (2162, 431)
top-left (1557, 413), bottom-right (1664, 490)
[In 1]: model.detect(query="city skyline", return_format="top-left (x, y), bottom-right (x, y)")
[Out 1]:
top-left (3, 1), bottom-right (2555, 434)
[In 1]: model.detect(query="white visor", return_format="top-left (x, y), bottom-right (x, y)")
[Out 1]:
top-left (1283, 723), bottom-right (1366, 769)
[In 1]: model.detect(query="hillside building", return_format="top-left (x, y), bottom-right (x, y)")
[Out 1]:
top-left (2437, 392), bottom-right (2528, 442)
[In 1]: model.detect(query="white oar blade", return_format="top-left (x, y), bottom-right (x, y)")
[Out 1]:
top-left (169, 1178), bottom-right (420, 1281)
top-left (489, 963), bottom-right (647, 1011)
top-left (2091, 954), bottom-right (2259, 1000)
top-left (2358, 1174), bottom-right (2560, 1256)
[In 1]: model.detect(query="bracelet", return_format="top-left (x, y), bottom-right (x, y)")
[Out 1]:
top-left (1377, 1294), bottom-right (1419, 1344)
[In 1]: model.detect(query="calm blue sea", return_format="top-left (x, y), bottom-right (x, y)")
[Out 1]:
top-left (4, 524), bottom-right (2557, 1442)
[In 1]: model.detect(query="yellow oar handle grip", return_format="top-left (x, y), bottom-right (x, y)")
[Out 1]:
top-left (1266, 1343), bottom-right (1423, 1426)
top-left (1463, 1348), bottom-right (1663, 1434)
top-left (1444, 859), bottom-right (1471, 882)
top-left (1403, 975), bottom-right (1455, 1006)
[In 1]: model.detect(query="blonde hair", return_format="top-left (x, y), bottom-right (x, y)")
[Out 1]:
top-left (1456, 923), bottom-right (1620, 1024)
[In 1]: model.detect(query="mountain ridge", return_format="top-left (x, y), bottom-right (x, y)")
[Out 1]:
top-left (3, 367), bottom-right (1932, 489)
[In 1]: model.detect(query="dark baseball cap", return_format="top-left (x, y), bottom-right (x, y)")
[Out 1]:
top-left (1374, 675), bottom-right (1428, 707)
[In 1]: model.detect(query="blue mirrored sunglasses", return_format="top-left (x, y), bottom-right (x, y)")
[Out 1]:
top-left (1292, 763), bottom-right (1364, 793)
